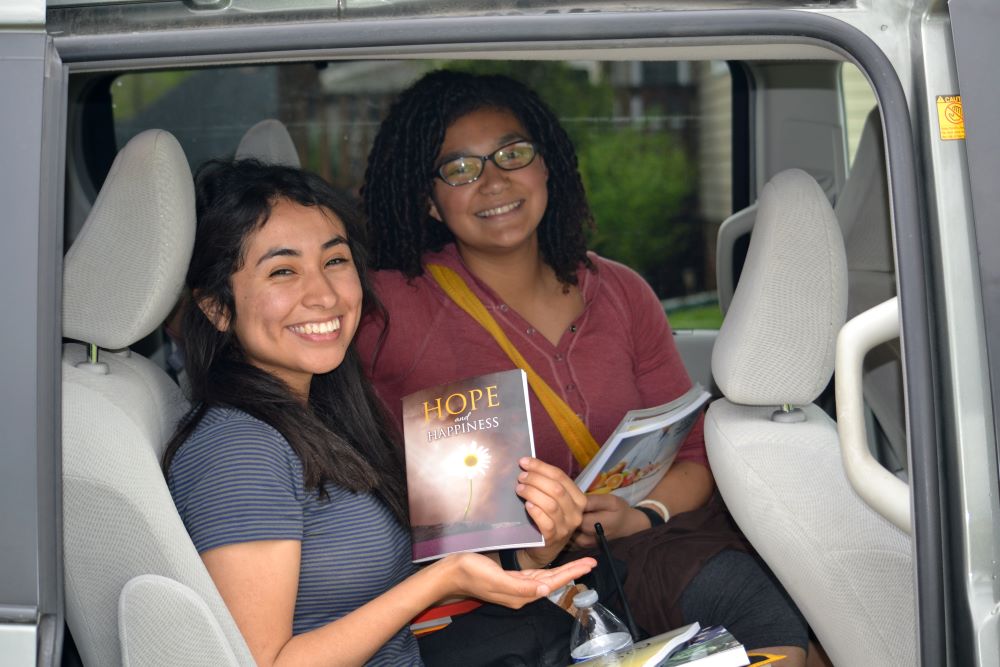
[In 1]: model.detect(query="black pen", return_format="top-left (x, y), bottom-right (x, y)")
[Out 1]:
top-left (594, 522), bottom-right (640, 641)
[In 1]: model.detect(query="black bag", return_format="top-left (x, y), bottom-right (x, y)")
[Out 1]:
top-left (417, 598), bottom-right (573, 667)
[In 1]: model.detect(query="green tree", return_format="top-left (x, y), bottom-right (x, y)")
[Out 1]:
top-left (579, 124), bottom-right (695, 292)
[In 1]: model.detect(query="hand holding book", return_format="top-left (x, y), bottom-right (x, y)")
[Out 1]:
top-left (574, 385), bottom-right (711, 503)
top-left (404, 369), bottom-right (590, 562)
top-left (514, 456), bottom-right (588, 568)
top-left (568, 385), bottom-right (711, 547)
top-left (574, 492), bottom-right (661, 547)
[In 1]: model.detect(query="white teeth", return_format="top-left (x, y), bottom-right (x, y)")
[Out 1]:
top-left (477, 201), bottom-right (521, 218)
top-left (291, 318), bottom-right (340, 335)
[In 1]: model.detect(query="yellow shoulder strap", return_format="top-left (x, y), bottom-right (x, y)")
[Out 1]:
top-left (426, 263), bottom-right (600, 467)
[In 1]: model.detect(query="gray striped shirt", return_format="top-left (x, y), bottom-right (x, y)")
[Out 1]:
top-left (168, 406), bottom-right (421, 665)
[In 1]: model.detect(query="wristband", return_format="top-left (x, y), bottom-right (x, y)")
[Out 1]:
top-left (636, 505), bottom-right (665, 527)
top-left (498, 548), bottom-right (522, 571)
top-left (636, 499), bottom-right (670, 525)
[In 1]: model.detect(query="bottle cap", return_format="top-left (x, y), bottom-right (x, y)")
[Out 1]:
top-left (572, 589), bottom-right (599, 608)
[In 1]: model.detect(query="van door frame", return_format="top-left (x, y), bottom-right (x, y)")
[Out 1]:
top-left (946, 0), bottom-right (1000, 664)
top-left (51, 8), bottom-right (944, 664)
top-left (0, 28), bottom-right (67, 667)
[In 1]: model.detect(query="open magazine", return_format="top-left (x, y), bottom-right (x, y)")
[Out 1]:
top-left (574, 624), bottom-right (750, 667)
top-left (575, 385), bottom-right (711, 506)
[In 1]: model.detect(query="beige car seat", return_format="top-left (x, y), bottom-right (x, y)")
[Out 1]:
top-left (705, 168), bottom-right (914, 667)
top-left (716, 107), bottom-right (904, 477)
top-left (61, 129), bottom-right (254, 666)
top-left (235, 118), bottom-right (301, 168)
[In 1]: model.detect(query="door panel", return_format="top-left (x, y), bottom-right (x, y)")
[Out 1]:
top-left (0, 27), bottom-right (66, 667)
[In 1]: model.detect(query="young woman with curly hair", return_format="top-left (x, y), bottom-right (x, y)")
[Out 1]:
top-left (356, 69), bottom-right (813, 666)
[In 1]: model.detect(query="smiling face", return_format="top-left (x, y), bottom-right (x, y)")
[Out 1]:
top-left (203, 198), bottom-right (362, 398)
top-left (428, 107), bottom-right (549, 258)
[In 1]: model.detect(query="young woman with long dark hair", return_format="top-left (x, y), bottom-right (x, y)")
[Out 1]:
top-left (163, 159), bottom-right (594, 667)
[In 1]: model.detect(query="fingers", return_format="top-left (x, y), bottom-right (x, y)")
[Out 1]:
top-left (583, 492), bottom-right (620, 513)
top-left (510, 558), bottom-right (598, 600)
top-left (515, 458), bottom-right (586, 533)
top-left (516, 460), bottom-right (590, 565)
top-left (572, 495), bottom-right (632, 548)
top-left (579, 496), bottom-right (644, 543)
top-left (535, 557), bottom-right (597, 583)
top-left (447, 553), bottom-right (543, 599)
top-left (519, 458), bottom-right (587, 509)
top-left (446, 554), bottom-right (573, 608)
top-left (448, 554), bottom-right (597, 610)
top-left (577, 512), bottom-right (599, 537)
top-left (571, 516), bottom-right (599, 549)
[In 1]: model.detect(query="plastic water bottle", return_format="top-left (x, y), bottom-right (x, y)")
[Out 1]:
top-left (569, 589), bottom-right (634, 662)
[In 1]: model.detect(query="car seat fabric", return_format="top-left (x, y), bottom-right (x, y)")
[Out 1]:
top-left (119, 575), bottom-right (241, 666)
top-left (711, 169), bottom-right (846, 407)
top-left (705, 168), bottom-right (914, 667)
top-left (62, 129), bottom-right (193, 350)
top-left (234, 118), bottom-right (301, 168)
top-left (61, 129), bottom-right (255, 666)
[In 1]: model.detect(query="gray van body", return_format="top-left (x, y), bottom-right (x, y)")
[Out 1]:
top-left (2, 0), bottom-right (999, 664)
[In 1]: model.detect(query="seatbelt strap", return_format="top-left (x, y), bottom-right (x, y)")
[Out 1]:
top-left (426, 263), bottom-right (600, 467)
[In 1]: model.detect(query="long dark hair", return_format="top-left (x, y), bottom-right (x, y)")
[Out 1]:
top-left (162, 159), bottom-right (407, 524)
top-left (362, 69), bottom-right (594, 285)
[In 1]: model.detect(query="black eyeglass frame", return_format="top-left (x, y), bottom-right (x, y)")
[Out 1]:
top-left (433, 140), bottom-right (539, 187)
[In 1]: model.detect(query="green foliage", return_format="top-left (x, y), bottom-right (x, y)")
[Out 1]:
top-left (666, 302), bottom-right (723, 330)
top-left (578, 124), bottom-right (694, 287)
top-left (110, 71), bottom-right (195, 121)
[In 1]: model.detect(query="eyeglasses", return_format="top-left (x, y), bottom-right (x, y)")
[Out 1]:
top-left (434, 140), bottom-right (538, 187)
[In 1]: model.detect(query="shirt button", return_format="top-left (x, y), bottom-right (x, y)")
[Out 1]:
top-left (526, 327), bottom-right (535, 335)
top-left (569, 325), bottom-right (578, 333)
top-left (566, 383), bottom-right (575, 391)
top-left (554, 354), bottom-right (563, 361)
top-left (499, 304), bottom-right (509, 312)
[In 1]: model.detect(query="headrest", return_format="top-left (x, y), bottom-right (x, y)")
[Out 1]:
top-left (234, 119), bottom-right (301, 168)
top-left (835, 107), bottom-right (893, 274)
top-left (63, 130), bottom-right (194, 350)
top-left (712, 169), bottom-right (847, 406)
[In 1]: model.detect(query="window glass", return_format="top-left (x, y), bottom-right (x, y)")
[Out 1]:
top-left (841, 62), bottom-right (878, 166)
top-left (110, 59), bottom-right (731, 329)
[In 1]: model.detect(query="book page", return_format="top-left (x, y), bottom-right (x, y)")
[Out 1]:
top-left (584, 408), bottom-right (701, 505)
top-left (575, 386), bottom-right (710, 504)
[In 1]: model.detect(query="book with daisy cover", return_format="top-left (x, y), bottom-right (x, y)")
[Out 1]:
top-left (401, 368), bottom-right (544, 563)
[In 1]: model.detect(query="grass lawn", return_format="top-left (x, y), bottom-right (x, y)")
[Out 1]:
top-left (666, 302), bottom-right (724, 330)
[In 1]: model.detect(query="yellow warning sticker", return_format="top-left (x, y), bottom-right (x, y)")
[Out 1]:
top-left (936, 95), bottom-right (965, 140)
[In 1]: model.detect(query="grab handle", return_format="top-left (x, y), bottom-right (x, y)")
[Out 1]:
top-left (835, 296), bottom-right (910, 533)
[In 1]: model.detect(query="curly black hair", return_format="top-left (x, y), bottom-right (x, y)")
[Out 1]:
top-left (361, 69), bottom-right (594, 285)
